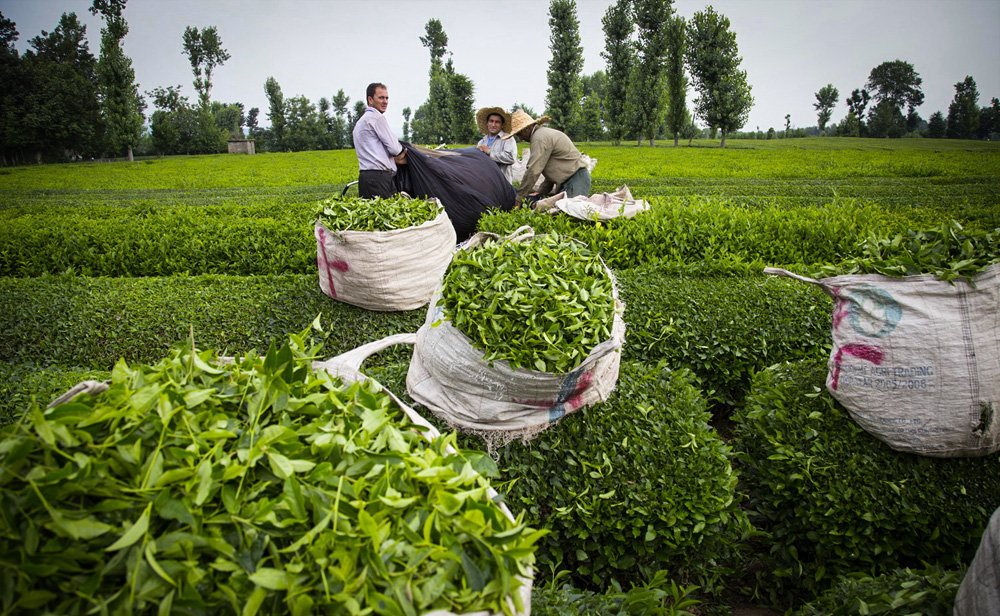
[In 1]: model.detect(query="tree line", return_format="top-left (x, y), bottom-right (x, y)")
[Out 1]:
top-left (807, 64), bottom-right (999, 139)
top-left (1, 0), bottom-right (996, 164)
top-left (0, 1), bottom-right (145, 165)
top-left (544, 0), bottom-right (753, 148)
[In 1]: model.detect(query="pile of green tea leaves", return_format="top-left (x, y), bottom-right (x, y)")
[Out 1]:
top-left (438, 234), bottom-right (616, 373)
top-left (316, 194), bottom-right (440, 232)
top-left (0, 328), bottom-right (539, 615)
top-left (815, 221), bottom-right (999, 283)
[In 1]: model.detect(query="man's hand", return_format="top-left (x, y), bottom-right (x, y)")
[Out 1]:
top-left (394, 149), bottom-right (407, 165)
top-left (477, 144), bottom-right (490, 154)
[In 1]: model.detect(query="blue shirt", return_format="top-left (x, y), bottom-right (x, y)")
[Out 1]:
top-left (353, 106), bottom-right (403, 173)
top-left (476, 131), bottom-right (517, 183)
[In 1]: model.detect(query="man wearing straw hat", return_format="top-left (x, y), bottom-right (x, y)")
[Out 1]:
top-left (505, 109), bottom-right (591, 205)
top-left (475, 107), bottom-right (517, 183)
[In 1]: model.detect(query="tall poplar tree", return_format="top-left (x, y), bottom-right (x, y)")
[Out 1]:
top-left (664, 14), bottom-right (687, 146)
top-left (90, 0), bottom-right (144, 160)
top-left (264, 76), bottom-right (286, 151)
top-left (601, 0), bottom-right (634, 145)
top-left (182, 26), bottom-right (230, 108)
top-left (628, 0), bottom-right (673, 146)
top-left (685, 6), bottom-right (752, 147)
top-left (545, 0), bottom-right (584, 136)
top-left (402, 106), bottom-right (411, 142)
top-left (317, 97), bottom-right (333, 149)
top-left (813, 84), bottom-right (838, 134)
top-left (579, 71), bottom-right (608, 140)
top-left (413, 18), bottom-right (451, 144)
top-left (245, 107), bottom-right (259, 139)
top-left (447, 60), bottom-right (476, 143)
top-left (946, 76), bottom-right (980, 139)
top-left (845, 88), bottom-right (870, 136)
top-left (413, 19), bottom-right (475, 144)
top-left (331, 89), bottom-right (349, 148)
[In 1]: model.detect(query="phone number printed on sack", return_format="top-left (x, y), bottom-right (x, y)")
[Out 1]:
top-left (838, 364), bottom-right (935, 392)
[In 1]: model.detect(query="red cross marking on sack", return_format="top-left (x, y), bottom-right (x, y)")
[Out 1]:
top-left (830, 343), bottom-right (884, 391)
top-left (512, 369), bottom-right (594, 421)
top-left (315, 225), bottom-right (350, 298)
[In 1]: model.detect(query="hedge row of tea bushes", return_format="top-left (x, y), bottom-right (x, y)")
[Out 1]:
top-left (0, 197), bottom-right (976, 277)
top-left (0, 362), bottom-right (109, 424)
top-left (793, 566), bottom-right (964, 616)
top-left (478, 199), bottom-right (965, 271)
top-left (591, 176), bottom-right (1000, 211)
top-left (0, 149), bottom-right (359, 191)
top-left (0, 271), bottom-right (831, 416)
top-left (0, 203), bottom-right (318, 277)
top-left (2, 139), bottom-right (994, 193)
top-left (619, 264), bottom-right (831, 408)
top-left (0, 274), bottom-right (422, 372)
top-left (732, 358), bottom-right (1000, 608)
top-left (6, 174), bottom-right (996, 212)
top-left (0, 184), bottom-right (342, 210)
top-left (583, 141), bottom-right (1000, 181)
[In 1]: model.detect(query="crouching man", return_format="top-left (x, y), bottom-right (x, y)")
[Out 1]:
top-left (505, 109), bottom-right (590, 206)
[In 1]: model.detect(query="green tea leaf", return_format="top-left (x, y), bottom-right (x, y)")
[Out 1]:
top-left (105, 503), bottom-right (151, 551)
top-left (249, 567), bottom-right (290, 590)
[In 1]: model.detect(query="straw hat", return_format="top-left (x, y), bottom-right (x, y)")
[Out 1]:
top-left (505, 109), bottom-right (551, 139)
top-left (476, 107), bottom-right (511, 135)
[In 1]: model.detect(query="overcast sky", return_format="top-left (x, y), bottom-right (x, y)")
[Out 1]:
top-left (3, 0), bottom-right (999, 136)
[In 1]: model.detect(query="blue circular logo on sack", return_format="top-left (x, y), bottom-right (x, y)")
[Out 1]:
top-left (846, 286), bottom-right (902, 338)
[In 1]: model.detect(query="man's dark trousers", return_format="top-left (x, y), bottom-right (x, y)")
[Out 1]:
top-left (358, 170), bottom-right (396, 198)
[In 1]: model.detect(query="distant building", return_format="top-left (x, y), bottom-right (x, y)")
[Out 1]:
top-left (228, 139), bottom-right (256, 155)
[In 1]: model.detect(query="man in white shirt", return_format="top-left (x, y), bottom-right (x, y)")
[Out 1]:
top-left (475, 107), bottom-right (516, 184)
top-left (352, 82), bottom-right (407, 198)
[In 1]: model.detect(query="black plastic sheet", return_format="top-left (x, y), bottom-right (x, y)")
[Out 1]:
top-left (395, 144), bottom-right (516, 242)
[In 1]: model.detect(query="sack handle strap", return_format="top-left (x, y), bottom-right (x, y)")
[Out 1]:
top-left (314, 333), bottom-right (417, 380)
top-left (764, 267), bottom-right (822, 286)
top-left (48, 380), bottom-right (110, 408)
top-left (460, 225), bottom-right (535, 250)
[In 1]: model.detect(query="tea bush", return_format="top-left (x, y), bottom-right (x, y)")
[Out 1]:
top-left (4, 194), bottom-right (996, 278)
top-left (586, 176), bottom-right (1000, 211)
top-left (732, 358), bottom-right (1000, 606)
top-left (0, 274), bottom-right (422, 369)
top-left (618, 266), bottom-right (832, 409)
top-left (0, 203), bottom-right (317, 277)
top-left (0, 149), bottom-right (359, 191)
top-left (794, 566), bottom-right (964, 616)
top-left (0, 362), bottom-right (109, 424)
top-left (531, 572), bottom-right (701, 616)
top-left (485, 362), bottom-right (742, 591)
top-left (477, 197), bottom-right (947, 271)
top-left (0, 185), bottom-right (344, 210)
top-left (1, 270), bottom-right (834, 417)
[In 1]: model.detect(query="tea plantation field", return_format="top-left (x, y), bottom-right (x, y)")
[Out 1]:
top-left (2, 137), bottom-right (999, 614)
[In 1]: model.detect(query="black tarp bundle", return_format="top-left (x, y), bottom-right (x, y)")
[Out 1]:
top-left (395, 143), bottom-right (516, 242)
